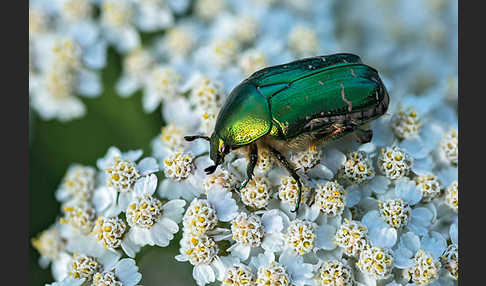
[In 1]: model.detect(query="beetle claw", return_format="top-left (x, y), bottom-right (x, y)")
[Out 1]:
top-left (204, 165), bottom-right (217, 174)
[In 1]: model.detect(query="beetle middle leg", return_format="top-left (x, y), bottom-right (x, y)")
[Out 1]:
top-left (237, 143), bottom-right (258, 191)
top-left (267, 145), bottom-right (303, 213)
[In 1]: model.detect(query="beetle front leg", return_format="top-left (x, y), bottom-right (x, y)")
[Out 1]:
top-left (237, 143), bottom-right (258, 191)
top-left (267, 145), bottom-right (303, 213)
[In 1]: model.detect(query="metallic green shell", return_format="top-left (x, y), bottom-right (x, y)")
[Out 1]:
top-left (213, 53), bottom-right (389, 147)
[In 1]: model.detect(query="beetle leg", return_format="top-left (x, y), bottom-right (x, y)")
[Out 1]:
top-left (237, 143), bottom-right (258, 191)
top-left (267, 145), bottom-right (303, 213)
top-left (355, 128), bottom-right (373, 143)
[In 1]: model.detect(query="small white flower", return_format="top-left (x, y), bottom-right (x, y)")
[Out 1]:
top-left (391, 106), bottom-right (422, 139)
top-left (439, 128), bottom-right (458, 165)
top-left (414, 173), bottom-right (441, 203)
top-left (31, 225), bottom-right (66, 268)
top-left (288, 25), bottom-right (319, 57)
top-left (278, 176), bottom-right (311, 210)
top-left (56, 164), bottom-right (96, 203)
top-left (240, 175), bottom-right (272, 209)
top-left (121, 175), bottom-right (186, 257)
top-left (314, 259), bottom-right (354, 286)
top-left (183, 198), bottom-right (219, 236)
top-left (142, 65), bottom-right (182, 113)
top-left (342, 151), bottom-right (376, 185)
top-left (163, 151), bottom-right (195, 181)
top-left (92, 216), bottom-right (127, 250)
top-left (290, 145), bottom-right (322, 171)
top-left (444, 180), bottom-right (458, 212)
top-left (378, 146), bottom-right (413, 180)
top-left (59, 201), bottom-right (96, 235)
top-left (334, 219), bottom-right (369, 257)
top-left (239, 49), bottom-right (268, 76)
top-left (441, 244), bottom-right (458, 280)
top-left (68, 253), bottom-right (102, 281)
top-left (356, 246), bottom-right (394, 279)
top-left (194, 0), bottom-right (226, 21)
top-left (92, 258), bottom-right (142, 286)
top-left (250, 251), bottom-right (314, 286)
top-left (314, 181), bottom-right (346, 216)
top-left (222, 263), bottom-right (255, 285)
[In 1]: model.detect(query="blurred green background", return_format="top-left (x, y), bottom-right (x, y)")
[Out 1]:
top-left (29, 48), bottom-right (195, 285)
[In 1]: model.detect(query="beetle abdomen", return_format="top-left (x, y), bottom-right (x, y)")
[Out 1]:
top-left (266, 62), bottom-right (388, 140)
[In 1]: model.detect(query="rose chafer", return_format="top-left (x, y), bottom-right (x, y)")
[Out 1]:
top-left (186, 53), bottom-right (389, 212)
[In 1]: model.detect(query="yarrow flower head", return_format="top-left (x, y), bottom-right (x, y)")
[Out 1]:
top-left (335, 219), bottom-right (369, 257)
top-left (57, 165), bottom-right (96, 202)
top-left (256, 261), bottom-right (291, 286)
top-left (441, 244), bottom-right (458, 280)
top-left (240, 176), bottom-right (272, 209)
top-left (59, 201), bottom-right (96, 234)
top-left (183, 198), bottom-right (218, 236)
top-left (445, 180), bottom-right (458, 212)
top-left (92, 216), bottom-right (127, 249)
top-left (314, 181), bottom-right (346, 216)
top-left (342, 151), bottom-right (376, 184)
top-left (379, 199), bottom-right (412, 229)
top-left (414, 174), bottom-right (441, 202)
top-left (356, 246), bottom-right (394, 279)
top-left (405, 249), bottom-right (441, 285)
top-left (315, 260), bottom-right (354, 286)
top-left (378, 146), bottom-right (413, 180)
top-left (69, 254), bottom-right (102, 280)
top-left (105, 156), bottom-right (140, 193)
top-left (284, 219), bottom-right (316, 255)
top-left (231, 212), bottom-right (264, 247)
top-left (223, 263), bottom-right (255, 286)
top-left (177, 233), bottom-right (219, 265)
top-left (163, 151), bottom-right (195, 181)
top-left (31, 225), bottom-right (65, 266)
top-left (290, 144), bottom-right (321, 171)
top-left (440, 127), bottom-right (458, 165)
top-left (288, 25), bottom-right (318, 57)
top-left (391, 106), bottom-right (422, 139)
top-left (160, 124), bottom-right (186, 150)
top-left (278, 176), bottom-right (311, 209)
top-left (126, 193), bottom-right (162, 229)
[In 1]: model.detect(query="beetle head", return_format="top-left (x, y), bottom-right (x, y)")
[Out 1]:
top-left (207, 134), bottom-right (229, 174)
top-left (184, 133), bottom-right (229, 175)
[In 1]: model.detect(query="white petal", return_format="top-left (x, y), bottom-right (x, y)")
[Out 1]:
top-left (207, 187), bottom-right (238, 222)
top-left (393, 247), bottom-right (415, 269)
top-left (321, 148), bottom-right (346, 175)
top-left (369, 226), bottom-right (397, 248)
top-left (345, 185), bottom-right (361, 207)
top-left (114, 258), bottom-right (142, 286)
top-left (261, 233), bottom-right (285, 253)
top-left (123, 150), bottom-right (144, 162)
top-left (421, 232), bottom-right (447, 260)
top-left (361, 210), bottom-right (386, 230)
top-left (162, 199), bottom-right (186, 223)
top-left (450, 223), bottom-right (458, 246)
top-left (411, 157), bottom-right (434, 175)
top-left (315, 224), bottom-right (337, 250)
top-left (229, 243), bottom-right (251, 261)
top-left (116, 75), bottom-right (139, 96)
top-left (193, 264), bottom-right (215, 286)
top-left (46, 277), bottom-right (85, 286)
top-left (117, 191), bottom-right (133, 212)
top-left (137, 158), bottom-right (159, 176)
top-left (120, 236), bottom-right (141, 258)
top-left (261, 209), bottom-right (284, 233)
top-left (395, 178), bottom-right (422, 205)
top-left (363, 175), bottom-right (390, 195)
top-left (134, 174), bottom-right (158, 195)
top-left (307, 164), bottom-right (334, 180)
top-left (399, 137), bottom-right (428, 159)
top-left (77, 69), bottom-right (102, 97)
top-left (410, 207), bottom-right (433, 229)
top-left (399, 232), bottom-right (420, 253)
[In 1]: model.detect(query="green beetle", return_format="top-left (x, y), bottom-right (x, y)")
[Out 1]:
top-left (185, 53), bottom-right (389, 212)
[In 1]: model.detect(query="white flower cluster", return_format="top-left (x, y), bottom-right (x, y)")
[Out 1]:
top-left (32, 147), bottom-right (186, 285)
top-left (32, 0), bottom-right (458, 285)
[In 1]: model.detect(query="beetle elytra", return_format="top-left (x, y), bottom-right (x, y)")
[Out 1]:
top-left (185, 53), bottom-right (389, 212)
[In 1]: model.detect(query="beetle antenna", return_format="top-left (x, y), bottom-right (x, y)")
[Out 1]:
top-left (184, 135), bottom-right (210, 142)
